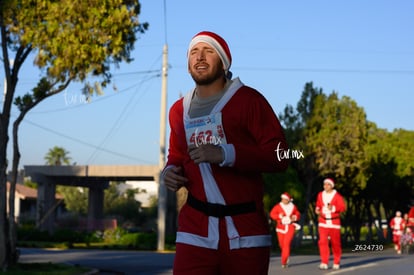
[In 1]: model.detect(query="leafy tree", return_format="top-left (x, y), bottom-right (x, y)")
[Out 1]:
top-left (364, 125), bottom-right (414, 240)
top-left (306, 93), bottom-right (368, 186)
top-left (278, 82), bottom-right (323, 243)
top-left (279, 82), bottom-right (414, 244)
top-left (305, 92), bottom-right (369, 242)
top-left (386, 129), bottom-right (414, 179)
top-left (0, 0), bottom-right (147, 268)
top-left (57, 186), bottom-right (88, 215)
top-left (280, 82), bottom-right (323, 147)
top-left (106, 182), bottom-right (159, 231)
top-left (44, 146), bottom-right (71, 166)
top-left (104, 182), bottom-right (145, 226)
top-left (280, 83), bottom-right (372, 242)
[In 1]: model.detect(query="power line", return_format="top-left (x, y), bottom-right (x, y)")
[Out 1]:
top-left (112, 70), bottom-right (161, 77)
top-left (232, 46), bottom-right (414, 56)
top-left (86, 73), bottom-right (158, 163)
top-left (229, 66), bottom-right (414, 74)
top-left (29, 71), bottom-right (161, 114)
top-left (85, 54), bottom-right (163, 163)
top-left (21, 118), bottom-right (154, 164)
top-left (170, 63), bottom-right (414, 74)
top-left (13, 58), bottom-right (164, 166)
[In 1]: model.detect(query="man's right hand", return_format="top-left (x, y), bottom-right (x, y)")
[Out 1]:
top-left (163, 166), bottom-right (188, 192)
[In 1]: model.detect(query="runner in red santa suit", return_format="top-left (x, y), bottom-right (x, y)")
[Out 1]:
top-left (270, 192), bottom-right (301, 268)
top-left (408, 206), bottom-right (414, 228)
top-left (315, 178), bottom-right (346, 270)
top-left (390, 211), bottom-right (406, 254)
top-left (162, 31), bottom-right (289, 275)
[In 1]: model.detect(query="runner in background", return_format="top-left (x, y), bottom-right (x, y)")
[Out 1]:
top-left (390, 211), bottom-right (406, 254)
top-left (270, 192), bottom-right (301, 268)
top-left (315, 178), bottom-right (346, 270)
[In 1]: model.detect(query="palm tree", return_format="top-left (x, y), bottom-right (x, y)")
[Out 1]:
top-left (44, 146), bottom-right (71, 166)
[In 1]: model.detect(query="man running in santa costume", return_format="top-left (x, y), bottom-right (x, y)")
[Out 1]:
top-left (408, 205), bottom-right (414, 228)
top-left (390, 211), bottom-right (406, 254)
top-left (162, 31), bottom-right (289, 275)
top-left (270, 192), bottom-right (301, 268)
top-left (315, 178), bottom-right (346, 270)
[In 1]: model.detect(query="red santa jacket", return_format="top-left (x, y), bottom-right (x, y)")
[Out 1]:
top-left (315, 190), bottom-right (346, 229)
top-left (390, 216), bottom-right (406, 236)
top-left (165, 78), bottom-right (288, 250)
top-left (270, 202), bottom-right (301, 234)
top-left (408, 206), bottom-right (414, 227)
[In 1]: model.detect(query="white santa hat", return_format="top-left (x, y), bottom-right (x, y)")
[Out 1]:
top-left (323, 178), bottom-right (335, 187)
top-left (281, 192), bottom-right (293, 201)
top-left (188, 31), bottom-right (232, 78)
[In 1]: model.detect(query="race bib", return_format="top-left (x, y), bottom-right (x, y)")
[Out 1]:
top-left (185, 112), bottom-right (227, 147)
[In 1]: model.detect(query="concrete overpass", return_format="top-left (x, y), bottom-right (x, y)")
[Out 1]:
top-left (24, 165), bottom-right (159, 233)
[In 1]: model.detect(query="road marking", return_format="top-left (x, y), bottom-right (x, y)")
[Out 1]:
top-left (328, 263), bottom-right (378, 274)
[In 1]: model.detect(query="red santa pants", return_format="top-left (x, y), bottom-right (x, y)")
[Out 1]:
top-left (173, 219), bottom-right (270, 275)
top-left (277, 226), bottom-right (295, 265)
top-left (318, 226), bottom-right (342, 265)
top-left (392, 233), bottom-right (401, 251)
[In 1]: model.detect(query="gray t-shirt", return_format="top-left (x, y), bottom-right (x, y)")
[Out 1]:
top-left (188, 80), bottom-right (232, 118)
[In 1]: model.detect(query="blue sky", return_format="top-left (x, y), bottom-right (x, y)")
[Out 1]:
top-left (3, 0), bottom-right (414, 168)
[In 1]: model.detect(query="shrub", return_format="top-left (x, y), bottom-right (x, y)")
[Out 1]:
top-left (119, 232), bottom-right (157, 250)
top-left (17, 226), bottom-right (50, 242)
top-left (103, 228), bottom-right (127, 244)
top-left (52, 229), bottom-right (84, 243)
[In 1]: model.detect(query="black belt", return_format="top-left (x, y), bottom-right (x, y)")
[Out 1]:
top-left (186, 193), bottom-right (256, 218)
top-left (321, 216), bottom-right (340, 220)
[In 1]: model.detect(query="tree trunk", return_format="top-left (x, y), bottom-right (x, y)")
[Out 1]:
top-left (7, 116), bottom-right (25, 265)
top-left (365, 200), bottom-right (373, 242)
top-left (0, 117), bottom-right (10, 270)
top-left (1, 19), bottom-right (19, 270)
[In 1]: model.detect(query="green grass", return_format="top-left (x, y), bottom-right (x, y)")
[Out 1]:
top-left (0, 263), bottom-right (91, 275)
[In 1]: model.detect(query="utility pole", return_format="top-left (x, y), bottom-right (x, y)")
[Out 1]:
top-left (157, 44), bottom-right (168, 251)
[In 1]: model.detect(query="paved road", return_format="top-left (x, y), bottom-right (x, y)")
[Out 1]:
top-left (19, 247), bottom-right (413, 275)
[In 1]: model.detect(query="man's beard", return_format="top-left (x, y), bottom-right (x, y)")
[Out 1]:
top-left (191, 68), bottom-right (224, 86)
